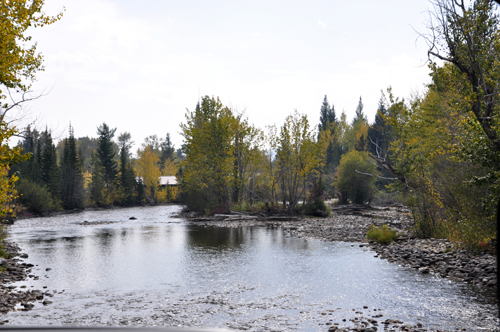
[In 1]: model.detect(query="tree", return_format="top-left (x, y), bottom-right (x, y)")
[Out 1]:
top-left (426, 0), bottom-right (500, 152)
top-left (89, 123), bottom-right (119, 206)
top-left (39, 129), bottom-right (60, 200)
top-left (0, 1), bottom-right (62, 221)
top-left (89, 151), bottom-right (106, 206)
top-left (424, 1), bottom-right (500, 284)
top-left (160, 133), bottom-right (175, 172)
top-left (318, 95), bottom-right (336, 134)
top-left (353, 97), bottom-right (367, 126)
top-left (368, 96), bottom-right (392, 158)
top-left (276, 110), bottom-right (322, 214)
top-left (368, 96), bottom-right (394, 188)
top-left (317, 95), bottom-right (339, 171)
top-left (335, 150), bottom-right (377, 204)
top-left (135, 146), bottom-right (161, 203)
top-left (0, 1), bottom-right (63, 110)
top-left (96, 123), bottom-right (118, 186)
top-left (180, 96), bottom-right (235, 213)
top-left (0, 123), bottom-right (29, 219)
top-left (117, 132), bottom-right (137, 205)
top-left (60, 125), bottom-right (84, 209)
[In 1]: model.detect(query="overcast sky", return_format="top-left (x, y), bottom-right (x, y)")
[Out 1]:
top-left (14, 0), bottom-right (435, 152)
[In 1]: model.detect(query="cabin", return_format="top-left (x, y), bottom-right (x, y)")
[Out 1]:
top-left (159, 176), bottom-right (178, 187)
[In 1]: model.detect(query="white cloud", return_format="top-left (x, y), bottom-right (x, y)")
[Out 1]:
top-left (317, 19), bottom-right (327, 29)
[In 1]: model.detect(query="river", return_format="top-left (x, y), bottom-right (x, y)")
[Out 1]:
top-left (3, 205), bottom-right (499, 331)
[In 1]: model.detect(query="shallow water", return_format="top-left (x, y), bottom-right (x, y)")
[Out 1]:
top-left (4, 205), bottom-right (499, 331)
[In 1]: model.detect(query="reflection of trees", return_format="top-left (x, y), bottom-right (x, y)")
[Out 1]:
top-left (96, 229), bottom-right (114, 252)
top-left (187, 226), bottom-right (249, 249)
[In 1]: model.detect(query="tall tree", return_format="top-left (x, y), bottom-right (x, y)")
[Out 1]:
top-left (318, 95), bottom-right (339, 171)
top-left (159, 133), bottom-right (175, 171)
top-left (135, 146), bottom-right (161, 202)
top-left (96, 123), bottom-right (118, 186)
top-left (40, 129), bottom-right (60, 199)
top-left (318, 95), bottom-right (336, 134)
top-left (353, 97), bottom-right (367, 125)
top-left (60, 125), bottom-right (84, 209)
top-left (276, 110), bottom-right (322, 214)
top-left (180, 96), bottom-right (235, 213)
top-left (426, 1), bottom-right (500, 300)
top-left (117, 132), bottom-right (137, 205)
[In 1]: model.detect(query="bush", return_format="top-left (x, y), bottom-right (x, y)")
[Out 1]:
top-left (335, 150), bottom-right (377, 204)
top-left (17, 179), bottom-right (61, 214)
top-left (305, 177), bottom-right (328, 216)
top-left (367, 224), bottom-right (398, 244)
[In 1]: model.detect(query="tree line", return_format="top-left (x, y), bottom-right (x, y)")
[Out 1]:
top-left (178, 94), bottom-right (384, 216)
top-left (11, 124), bottom-right (180, 214)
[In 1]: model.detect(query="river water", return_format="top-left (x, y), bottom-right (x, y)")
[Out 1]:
top-left (4, 205), bottom-right (499, 331)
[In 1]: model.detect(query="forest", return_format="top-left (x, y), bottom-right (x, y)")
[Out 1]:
top-left (0, 0), bottom-right (499, 251)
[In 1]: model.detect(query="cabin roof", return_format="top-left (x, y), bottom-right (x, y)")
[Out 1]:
top-left (159, 176), bottom-right (178, 186)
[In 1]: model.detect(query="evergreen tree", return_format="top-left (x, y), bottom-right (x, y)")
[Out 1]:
top-left (117, 132), bottom-right (137, 205)
top-left (89, 151), bottom-right (105, 206)
top-left (15, 127), bottom-right (42, 183)
top-left (318, 95), bottom-right (339, 171)
top-left (368, 97), bottom-right (392, 157)
top-left (60, 125), bottom-right (85, 209)
top-left (353, 96), bottom-right (367, 125)
top-left (159, 133), bottom-right (175, 171)
top-left (96, 123), bottom-right (118, 186)
top-left (40, 129), bottom-right (60, 199)
top-left (318, 95), bottom-right (336, 133)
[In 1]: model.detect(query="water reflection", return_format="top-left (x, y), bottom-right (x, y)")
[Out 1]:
top-left (3, 205), bottom-right (499, 331)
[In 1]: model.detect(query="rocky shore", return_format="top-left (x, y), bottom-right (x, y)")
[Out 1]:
top-left (0, 241), bottom-right (53, 322)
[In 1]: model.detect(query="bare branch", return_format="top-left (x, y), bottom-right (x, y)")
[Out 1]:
top-left (355, 169), bottom-right (398, 181)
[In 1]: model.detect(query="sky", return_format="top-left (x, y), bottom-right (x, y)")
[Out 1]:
top-left (11, 0), bottom-right (435, 152)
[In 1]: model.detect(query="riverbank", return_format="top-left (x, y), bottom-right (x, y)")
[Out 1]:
top-left (182, 204), bottom-right (497, 289)
top-left (0, 241), bottom-right (53, 320)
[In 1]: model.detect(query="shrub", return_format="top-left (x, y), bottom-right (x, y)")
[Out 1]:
top-left (17, 179), bottom-right (60, 214)
top-left (0, 247), bottom-right (11, 259)
top-left (335, 150), bottom-right (377, 204)
top-left (367, 224), bottom-right (398, 244)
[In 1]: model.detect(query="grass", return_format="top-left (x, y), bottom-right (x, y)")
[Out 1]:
top-left (0, 247), bottom-right (12, 259)
top-left (367, 224), bottom-right (398, 245)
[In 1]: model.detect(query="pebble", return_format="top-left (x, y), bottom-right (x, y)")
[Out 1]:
top-left (0, 242), bottom-right (49, 314)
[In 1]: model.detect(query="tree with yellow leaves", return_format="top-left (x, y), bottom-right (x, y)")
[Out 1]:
top-left (135, 146), bottom-right (161, 203)
top-left (0, 1), bottom-right (62, 223)
top-left (275, 110), bottom-right (322, 214)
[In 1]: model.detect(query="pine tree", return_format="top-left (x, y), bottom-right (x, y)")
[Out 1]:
top-left (89, 151), bottom-right (105, 206)
top-left (16, 127), bottom-right (42, 183)
top-left (40, 129), bottom-right (60, 199)
top-left (96, 123), bottom-right (118, 186)
top-left (117, 132), bottom-right (137, 205)
top-left (368, 97), bottom-right (392, 157)
top-left (318, 95), bottom-right (339, 171)
top-left (318, 95), bottom-right (337, 134)
top-left (353, 97), bottom-right (367, 125)
top-left (60, 125), bottom-right (85, 209)
top-left (159, 133), bottom-right (175, 172)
